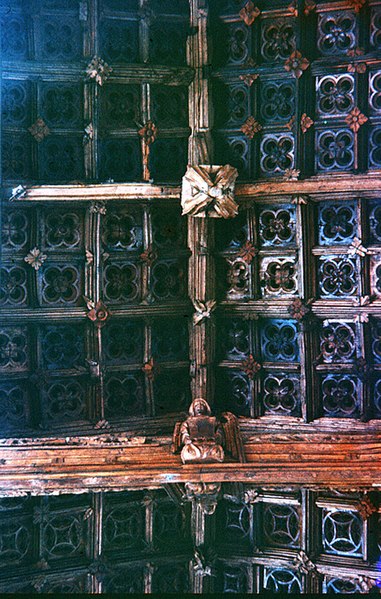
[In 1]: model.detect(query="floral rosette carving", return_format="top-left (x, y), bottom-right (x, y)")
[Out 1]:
top-left (85, 299), bottom-right (110, 328)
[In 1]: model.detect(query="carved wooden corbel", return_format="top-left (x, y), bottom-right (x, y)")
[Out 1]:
top-left (356, 576), bottom-right (377, 593)
top-left (89, 201), bottom-right (107, 215)
top-left (192, 546), bottom-right (216, 577)
top-left (291, 194), bottom-right (308, 205)
top-left (181, 164), bottom-right (239, 219)
top-left (172, 399), bottom-right (245, 464)
top-left (356, 493), bottom-right (378, 520)
top-left (293, 550), bottom-right (321, 577)
top-left (192, 299), bottom-right (216, 325)
top-left (183, 482), bottom-right (221, 515)
top-left (243, 488), bottom-right (260, 504)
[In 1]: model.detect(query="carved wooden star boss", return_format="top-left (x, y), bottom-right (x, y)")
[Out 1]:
top-left (181, 164), bottom-right (239, 219)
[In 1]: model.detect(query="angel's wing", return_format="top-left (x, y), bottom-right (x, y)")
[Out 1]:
top-left (221, 412), bottom-right (246, 463)
top-left (171, 421), bottom-right (182, 454)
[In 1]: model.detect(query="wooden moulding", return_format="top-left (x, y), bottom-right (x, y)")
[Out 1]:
top-left (0, 428), bottom-right (381, 496)
top-left (14, 183), bottom-right (182, 202)
top-left (11, 173), bottom-right (381, 204)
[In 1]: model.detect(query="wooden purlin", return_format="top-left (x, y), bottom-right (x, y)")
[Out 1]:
top-left (13, 173), bottom-right (381, 204)
top-left (1, 427), bottom-right (381, 495)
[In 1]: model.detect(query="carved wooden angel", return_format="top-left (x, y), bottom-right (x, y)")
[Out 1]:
top-left (181, 164), bottom-right (239, 219)
top-left (172, 398), bottom-right (245, 464)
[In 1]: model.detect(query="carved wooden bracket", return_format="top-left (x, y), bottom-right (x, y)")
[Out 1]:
top-left (244, 488), bottom-right (260, 504)
top-left (192, 546), bottom-right (216, 577)
top-left (356, 493), bottom-right (378, 520)
top-left (293, 550), bottom-right (321, 577)
top-left (356, 576), bottom-right (377, 592)
top-left (181, 164), bottom-right (239, 218)
top-left (183, 482), bottom-right (221, 515)
top-left (192, 299), bottom-right (216, 325)
top-left (172, 399), bottom-right (245, 464)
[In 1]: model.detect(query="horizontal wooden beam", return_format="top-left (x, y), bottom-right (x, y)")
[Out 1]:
top-left (1, 426), bottom-right (381, 496)
top-left (236, 174), bottom-right (381, 198)
top-left (8, 173), bottom-right (381, 203)
top-left (2, 62), bottom-right (195, 86)
top-left (9, 183), bottom-right (181, 202)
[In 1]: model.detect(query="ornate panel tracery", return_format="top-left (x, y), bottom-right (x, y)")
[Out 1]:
top-left (1, 0), bottom-right (381, 593)
top-left (216, 315), bottom-right (300, 417)
top-left (1, 0), bottom-right (191, 185)
top-left (0, 195), bottom-right (190, 434)
top-left (264, 567), bottom-right (303, 593)
top-left (0, 484), bottom-right (380, 594)
top-left (321, 508), bottom-right (363, 557)
top-left (317, 11), bottom-right (357, 56)
top-left (211, 1), bottom-right (378, 179)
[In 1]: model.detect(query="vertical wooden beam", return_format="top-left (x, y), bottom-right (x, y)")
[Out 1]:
top-left (188, 217), bottom-right (216, 404)
top-left (191, 500), bottom-right (206, 593)
top-left (140, 83), bottom-right (151, 182)
top-left (142, 206), bottom-right (155, 415)
top-left (296, 196), bottom-right (315, 421)
top-left (84, 203), bottom-right (103, 422)
top-left (139, 0), bottom-right (150, 65)
top-left (144, 492), bottom-right (154, 593)
top-left (188, 0), bottom-right (212, 166)
top-left (252, 318), bottom-right (261, 418)
top-left (301, 489), bottom-right (321, 592)
top-left (91, 491), bottom-right (103, 593)
top-left (86, 0), bottom-right (98, 181)
top-left (93, 205), bottom-right (104, 421)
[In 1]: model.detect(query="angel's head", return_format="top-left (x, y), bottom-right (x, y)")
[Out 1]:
top-left (189, 398), bottom-right (211, 416)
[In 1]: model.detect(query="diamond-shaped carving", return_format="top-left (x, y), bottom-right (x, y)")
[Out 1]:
top-left (300, 113), bottom-right (314, 133)
top-left (86, 56), bottom-right (112, 86)
top-left (241, 116), bottom-right (262, 139)
top-left (28, 118), bottom-right (50, 142)
top-left (284, 51), bottom-right (310, 79)
top-left (239, 1), bottom-right (260, 26)
top-left (345, 107), bottom-right (368, 133)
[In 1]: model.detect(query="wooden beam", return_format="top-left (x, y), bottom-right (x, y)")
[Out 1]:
top-left (11, 183), bottom-right (181, 202)
top-left (1, 428), bottom-right (380, 495)
top-left (9, 172), bottom-right (381, 204)
top-left (235, 174), bottom-right (381, 198)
